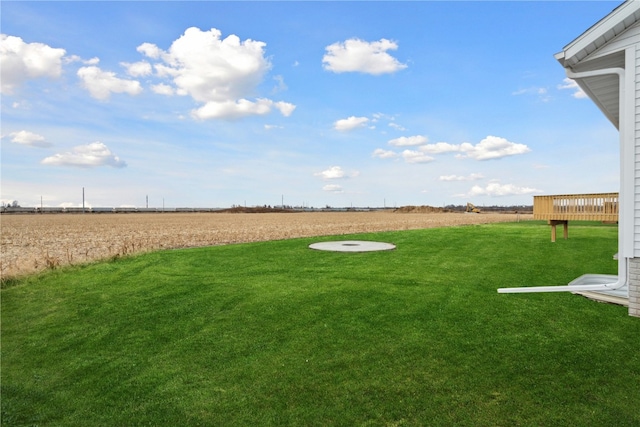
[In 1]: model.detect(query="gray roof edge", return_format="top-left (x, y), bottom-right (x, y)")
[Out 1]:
top-left (561, 0), bottom-right (639, 68)
top-left (554, 50), bottom-right (566, 67)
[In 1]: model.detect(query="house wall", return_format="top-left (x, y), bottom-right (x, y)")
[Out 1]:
top-left (590, 22), bottom-right (640, 317)
top-left (636, 41), bottom-right (640, 257)
top-left (594, 25), bottom-right (640, 317)
top-left (631, 41), bottom-right (640, 317)
top-left (590, 23), bottom-right (640, 61)
top-left (559, 3), bottom-right (640, 317)
top-left (630, 258), bottom-right (640, 317)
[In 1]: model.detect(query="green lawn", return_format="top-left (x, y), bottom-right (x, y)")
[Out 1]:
top-left (2, 221), bottom-right (639, 426)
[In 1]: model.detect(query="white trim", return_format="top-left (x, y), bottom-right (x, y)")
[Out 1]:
top-left (633, 43), bottom-right (640, 256)
top-left (623, 47), bottom-right (636, 258)
top-left (563, 1), bottom-right (640, 67)
top-left (587, 21), bottom-right (640, 61)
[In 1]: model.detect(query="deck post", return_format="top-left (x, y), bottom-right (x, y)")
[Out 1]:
top-left (548, 220), bottom-right (568, 242)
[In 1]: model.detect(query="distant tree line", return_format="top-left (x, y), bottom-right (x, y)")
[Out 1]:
top-left (1, 201), bottom-right (20, 208)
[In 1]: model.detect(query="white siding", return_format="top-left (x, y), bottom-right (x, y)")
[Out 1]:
top-left (590, 22), bottom-right (640, 60)
top-left (635, 42), bottom-right (640, 256)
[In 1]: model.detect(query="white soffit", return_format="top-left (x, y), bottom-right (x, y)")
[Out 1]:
top-left (561, 1), bottom-right (640, 68)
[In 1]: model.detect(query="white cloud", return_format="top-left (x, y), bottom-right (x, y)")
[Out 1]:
top-left (388, 135), bottom-right (427, 147)
top-left (439, 175), bottom-right (463, 182)
top-left (558, 78), bottom-right (587, 99)
top-left (0, 34), bottom-right (66, 94)
top-left (65, 55), bottom-right (100, 66)
top-left (137, 27), bottom-right (294, 120)
top-left (438, 173), bottom-right (484, 182)
top-left (137, 42), bottom-right (162, 59)
top-left (334, 116), bottom-right (369, 131)
top-left (122, 60), bottom-right (152, 77)
top-left (41, 142), bottom-right (126, 168)
top-left (63, 54), bottom-right (81, 64)
top-left (388, 122), bottom-right (406, 131)
top-left (402, 150), bottom-right (434, 164)
top-left (192, 98), bottom-right (295, 120)
top-left (7, 130), bottom-right (52, 147)
top-left (533, 163), bottom-right (550, 170)
top-left (466, 182), bottom-right (543, 197)
top-left (322, 184), bottom-right (343, 193)
top-left (274, 101), bottom-right (296, 117)
top-left (314, 166), bottom-right (360, 181)
top-left (372, 148), bottom-right (398, 159)
top-left (371, 112), bottom-right (394, 121)
top-left (77, 66), bottom-right (142, 100)
top-left (322, 38), bottom-right (407, 75)
top-left (512, 86), bottom-right (551, 102)
top-left (11, 100), bottom-right (29, 109)
top-left (456, 135), bottom-right (531, 160)
top-left (374, 135), bottom-right (529, 163)
top-left (151, 83), bottom-right (175, 96)
top-left (419, 142), bottom-right (462, 154)
top-left (153, 27), bottom-right (268, 103)
top-left (272, 75), bottom-right (287, 93)
top-left (315, 166), bottom-right (346, 180)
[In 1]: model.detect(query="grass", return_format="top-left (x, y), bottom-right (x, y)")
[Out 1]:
top-left (2, 221), bottom-right (639, 426)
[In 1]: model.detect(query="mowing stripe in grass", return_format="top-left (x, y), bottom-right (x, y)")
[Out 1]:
top-left (2, 222), bottom-right (638, 426)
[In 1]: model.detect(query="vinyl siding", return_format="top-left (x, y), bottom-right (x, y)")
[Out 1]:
top-left (635, 42), bottom-right (640, 256)
top-left (590, 22), bottom-right (640, 60)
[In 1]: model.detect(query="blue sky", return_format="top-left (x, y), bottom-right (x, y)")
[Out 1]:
top-left (1, 1), bottom-right (623, 209)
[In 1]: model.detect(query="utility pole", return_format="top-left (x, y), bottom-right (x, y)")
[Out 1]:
top-left (82, 187), bottom-right (85, 213)
top-left (146, 195), bottom-right (148, 209)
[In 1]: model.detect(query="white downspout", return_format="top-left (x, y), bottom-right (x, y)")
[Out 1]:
top-left (499, 66), bottom-right (629, 294)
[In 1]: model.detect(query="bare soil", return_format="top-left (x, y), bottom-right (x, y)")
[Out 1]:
top-left (1, 211), bottom-right (531, 279)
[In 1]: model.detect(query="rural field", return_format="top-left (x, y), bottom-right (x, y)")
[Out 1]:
top-left (0, 211), bottom-right (530, 279)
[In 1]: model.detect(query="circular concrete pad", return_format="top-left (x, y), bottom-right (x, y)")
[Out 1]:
top-left (308, 240), bottom-right (396, 252)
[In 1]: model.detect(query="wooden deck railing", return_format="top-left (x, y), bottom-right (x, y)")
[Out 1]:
top-left (533, 193), bottom-right (618, 241)
top-left (533, 193), bottom-right (619, 221)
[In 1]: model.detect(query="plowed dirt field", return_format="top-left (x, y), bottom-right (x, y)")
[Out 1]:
top-left (1, 211), bottom-right (531, 279)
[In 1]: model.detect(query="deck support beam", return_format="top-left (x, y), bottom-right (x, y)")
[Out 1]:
top-left (548, 220), bottom-right (568, 242)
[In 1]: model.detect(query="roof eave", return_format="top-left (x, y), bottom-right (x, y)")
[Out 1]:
top-left (560, 1), bottom-right (640, 69)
